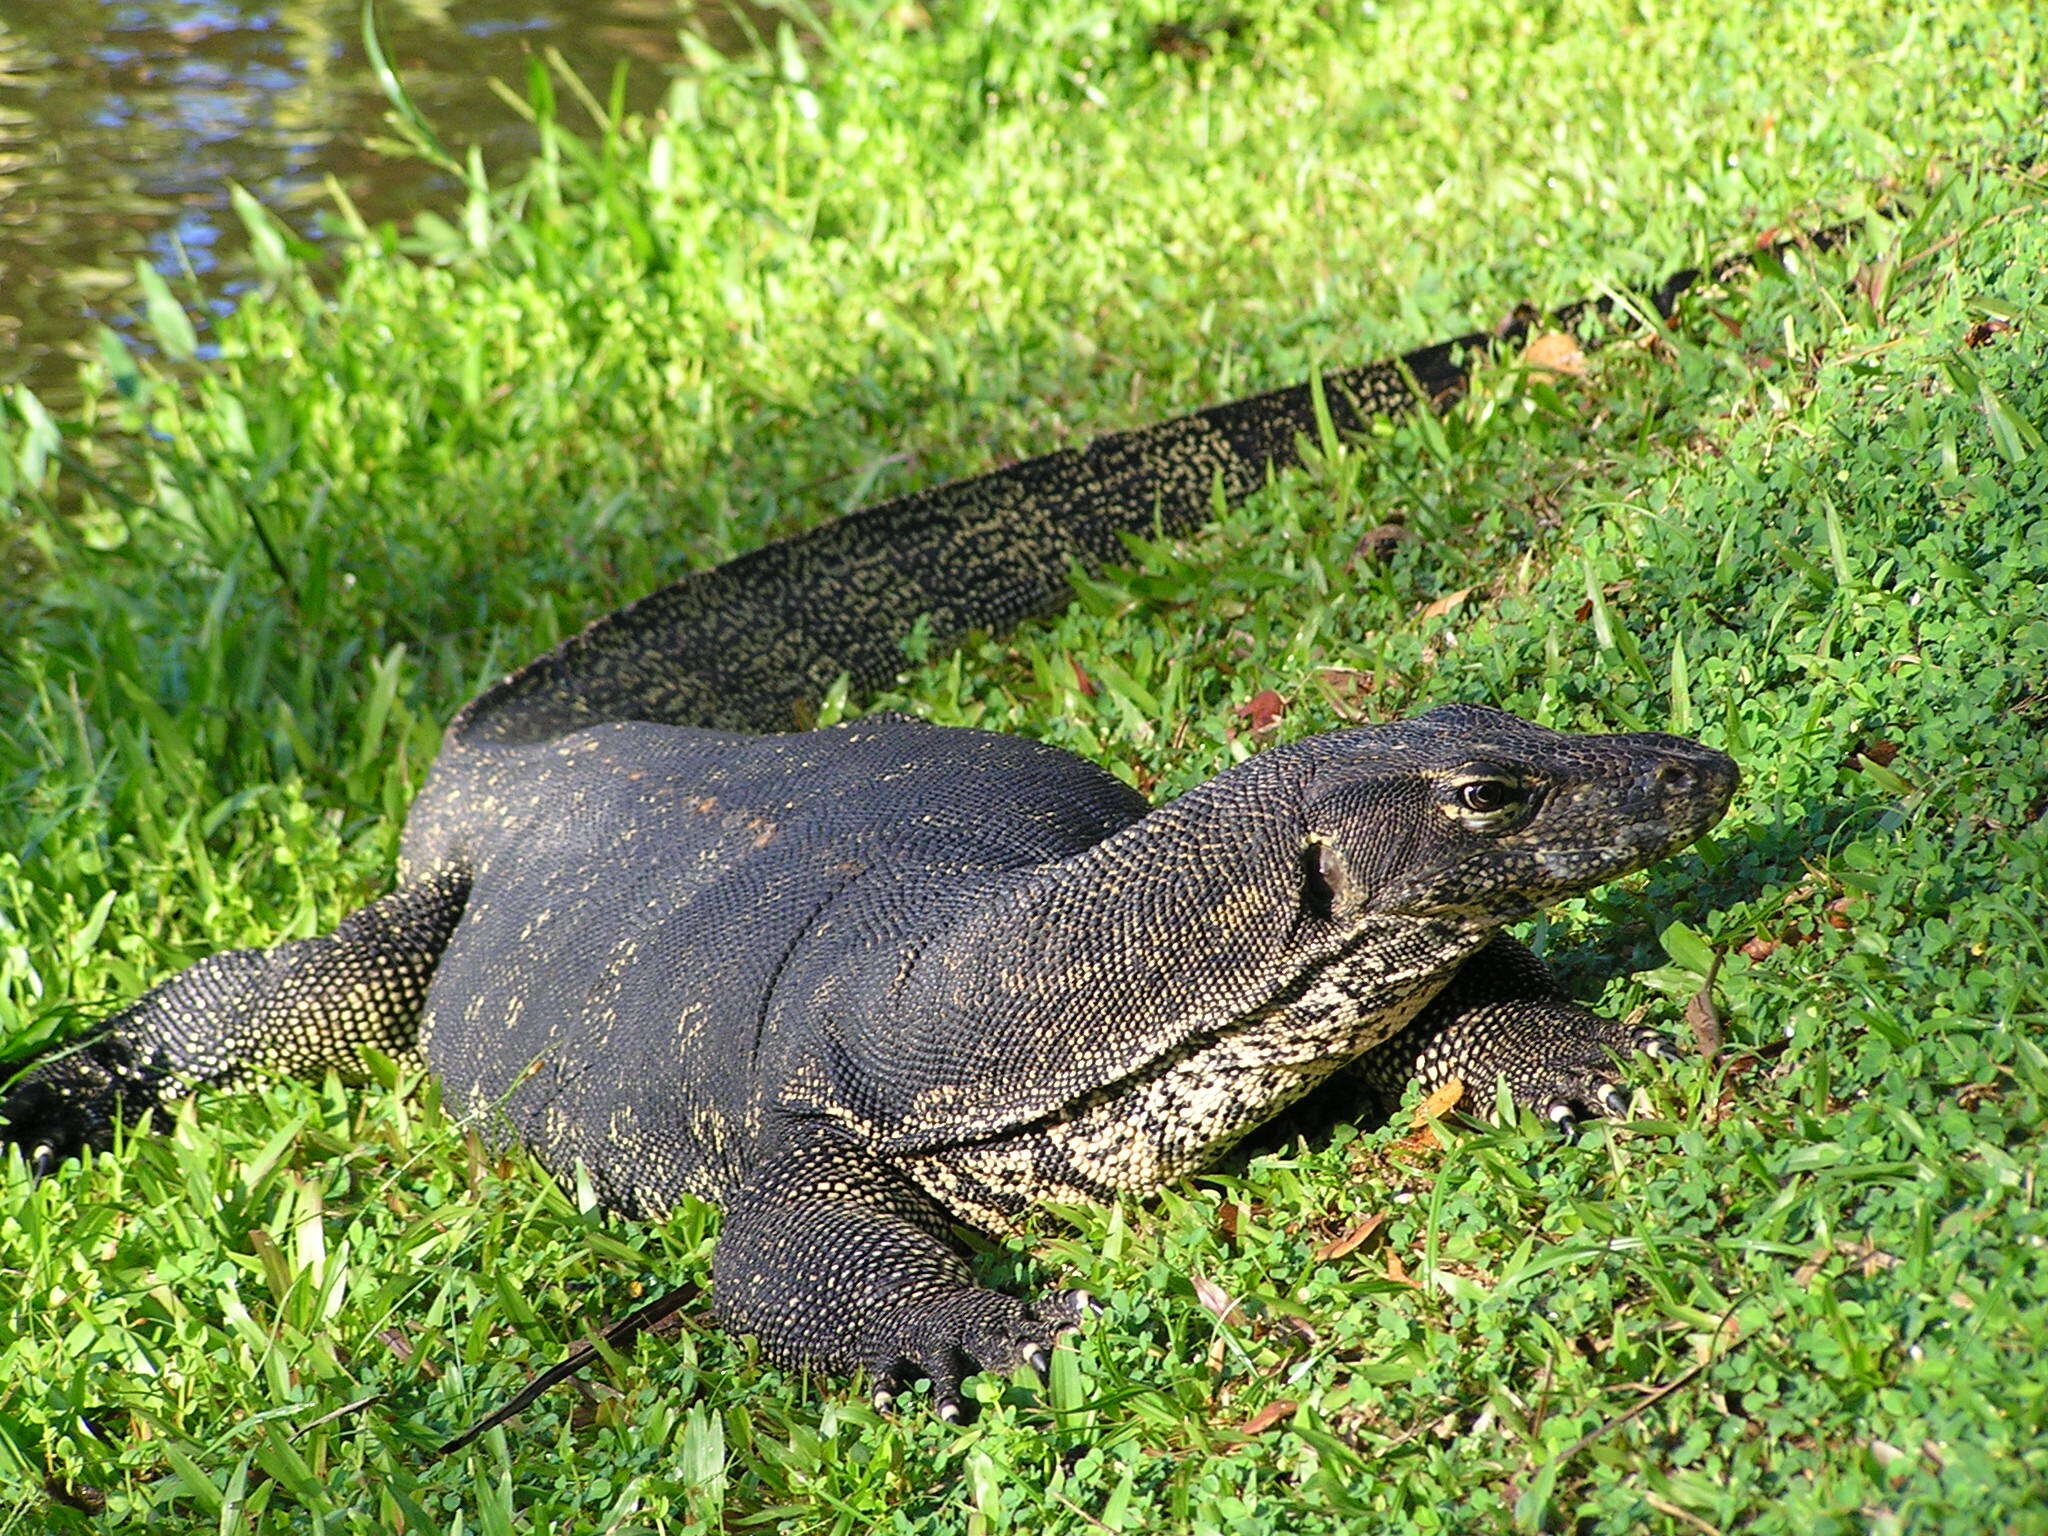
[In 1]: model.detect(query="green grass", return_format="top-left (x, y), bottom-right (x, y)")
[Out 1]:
top-left (4, 0), bottom-right (2048, 1530)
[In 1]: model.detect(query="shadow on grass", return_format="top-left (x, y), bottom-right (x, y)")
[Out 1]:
top-left (1547, 785), bottom-right (1895, 992)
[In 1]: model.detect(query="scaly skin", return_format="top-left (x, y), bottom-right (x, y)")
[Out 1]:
top-left (4, 254), bottom-right (1746, 1424)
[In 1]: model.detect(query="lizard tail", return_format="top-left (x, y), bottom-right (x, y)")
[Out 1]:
top-left (445, 329), bottom-right (1477, 747)
top-left (446, 224), bottom-right (1858, 750)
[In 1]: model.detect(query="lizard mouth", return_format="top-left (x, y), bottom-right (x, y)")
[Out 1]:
top-left (1532, 822), bottom-right (1716, 881)
top-left (1368, 818), bottom-right (1726, 923)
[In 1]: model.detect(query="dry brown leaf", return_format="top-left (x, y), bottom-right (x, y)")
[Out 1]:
top-left (1069, 657), bottom-right (1097, 698)
top-left (381, 1325), bottom-right (440, 1379)
top-left (1795, 1239), bottom-right (1901, 1285)
top-left (1416, 588), bottom-right (1470, 623)
top-left (1239, 1400), bottom-right (1299, 1436)
top-left (1843, 1239), bottom-right (1902, 1279)
top-left (1409, 1077), bottom-right (1466, 1128)
top-left (1192, 1272), bottom-right (1241, 1324)
top-left (1393, 1125), bottom-right (1440, 1155)
top-left (1215, 1201), bottom-right (1242, 1241)
top-left (1522, 331), bottom-right (1589, 381)
top-left (1793, 1247), bottom-right (1832, 1285)
top-left (1237, 689), bottom-right (1287, 733)
top-left (1317, 668), bottom-right (1378, 719)
top-left (1385, 1250), bottom-right (1415, 1288)
top-left (1313, 1213), bottom-right (1388, 1263)
top-left (1686, 983), bottom-right (1723, 1063)
top-left (1853, 259), bottom-right (1894, 319)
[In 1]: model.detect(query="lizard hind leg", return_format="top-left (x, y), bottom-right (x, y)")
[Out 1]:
top-left (1, 868), bottom-right (469, 1174)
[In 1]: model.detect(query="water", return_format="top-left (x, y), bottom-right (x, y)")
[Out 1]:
top-left (0, 0), bottom-right (721, 405)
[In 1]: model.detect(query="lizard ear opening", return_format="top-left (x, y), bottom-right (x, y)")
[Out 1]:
top-left (1298, 839), bottom-right (1349, 922)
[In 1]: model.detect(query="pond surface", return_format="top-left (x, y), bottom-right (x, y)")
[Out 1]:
top-left (0, 0), bottom-right (722, 405)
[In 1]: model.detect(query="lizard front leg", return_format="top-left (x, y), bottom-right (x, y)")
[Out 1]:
top-left (1354, 934), bottom-right (1677, 1125)
top-left (712, 1126), bottom-right (1088, 1420)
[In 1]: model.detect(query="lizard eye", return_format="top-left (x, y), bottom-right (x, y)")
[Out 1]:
top-left (1440, 766), bottom-right (1531, 831)
top-left (1459, 780), bottom-right (1518, 813)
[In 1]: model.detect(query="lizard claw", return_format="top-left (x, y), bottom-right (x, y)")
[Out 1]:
top-left (1452, 1003), bottom-right (1684, 1127)
top-left (1050, 1288), bottom-right (1100, 1324)
top-left (862, 1285), bottom-right (1080, 1422)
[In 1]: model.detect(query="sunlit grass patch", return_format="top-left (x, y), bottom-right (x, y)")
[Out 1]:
top-left (3, 1), bottom-right (2047, 1531)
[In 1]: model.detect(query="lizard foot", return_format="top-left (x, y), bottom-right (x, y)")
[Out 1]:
top-left (864, 1287), bottom-right (1093, 1421)
top-left (0, 1056), bottom-right (126, 1178)
top-left (1476, 1007), bottom-right (1676, 1129)
top-left (1356, 936), bottom-right (1686, 1135)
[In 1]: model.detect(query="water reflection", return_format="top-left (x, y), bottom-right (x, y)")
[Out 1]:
top-left (0, 0), bottom-right (715, 403)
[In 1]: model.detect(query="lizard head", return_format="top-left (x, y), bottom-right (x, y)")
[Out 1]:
top-left (1290, 703), bottom-right (1738, 928)
top-left (815, 703), bottom-right (1737, 1158)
